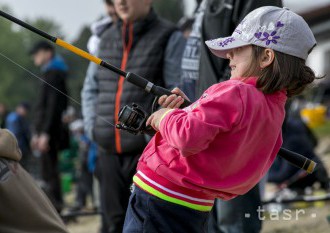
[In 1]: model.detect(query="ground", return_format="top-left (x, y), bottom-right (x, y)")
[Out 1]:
top-left (262, 135), bottom-right (330, 233)
top-left (66, 206), bottom-right (330, 233)
top-left (66, 204), bottom-right (330, 233)
top-left (66, 125), bottom-right (330, 233)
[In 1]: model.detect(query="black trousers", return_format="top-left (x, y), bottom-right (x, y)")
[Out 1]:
top-left (95, 149), bottom-right (140, 233)
top-left (41, 141), bottom-right (63, 213)
top-left (75, 156), bottom-right (94, 208)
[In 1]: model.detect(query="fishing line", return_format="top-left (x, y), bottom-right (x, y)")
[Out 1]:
top-left (0, 50), bottom-right (116, 128)
top-left (0, 10), bottom-right (318, 173)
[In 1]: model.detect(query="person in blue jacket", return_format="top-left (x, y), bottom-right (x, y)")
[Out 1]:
top-left (29, 40), bottom-right (68, 213)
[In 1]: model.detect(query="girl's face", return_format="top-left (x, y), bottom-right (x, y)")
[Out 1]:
top-left (226, 45), bottom-right (255, 79)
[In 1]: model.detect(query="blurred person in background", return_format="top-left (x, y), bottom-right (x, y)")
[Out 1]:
top-left (268, 114), bottom-right (329, 193)
top-left (177, 16), bottom-right (194, 39)
top-left (58, 107), bottom-right (78, 193)
top-left (180, 0), bottom-right (206, 101)
top-left (60, 106), bottom-right (76, 153)
top-left (5, 102), bottom-right (32, 171)
top-left (81, 0), bottom-right (185, 232)
top-left (87, 0), bottom-right (118, 56)
top-left (84, 1), bottom-right (117, 231)
top-left (87, 0), bottom-right (118, 55)
top-left (29, 40), bottom-right (68, 213)
top-left (69, 119), bottom-right (95, 212)
top-left (0, 103), bottom-right (8, 128)
top-left (180, 0), bottom-right (282, 233)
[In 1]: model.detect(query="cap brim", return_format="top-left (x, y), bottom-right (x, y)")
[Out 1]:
top-left (205, 36), bottom-right (250, 59)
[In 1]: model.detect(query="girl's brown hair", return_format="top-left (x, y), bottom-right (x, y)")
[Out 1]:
top-left (250, 45), bottom-right (317, 97)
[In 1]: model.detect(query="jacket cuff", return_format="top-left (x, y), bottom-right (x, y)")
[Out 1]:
top-left (159, 109), bottom-right (174, 125)
top-left (159, 109), bottom-right (176, 133)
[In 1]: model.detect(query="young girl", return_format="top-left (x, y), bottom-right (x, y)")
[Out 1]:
top-left (123, 6), bottom-right (317, 233)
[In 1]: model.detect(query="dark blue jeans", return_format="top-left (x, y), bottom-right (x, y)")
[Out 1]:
top-left (123, 185), bottom-right (210, 233)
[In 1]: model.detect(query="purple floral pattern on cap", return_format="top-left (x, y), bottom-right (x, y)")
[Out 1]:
top-left (217, 37), bottom-right (235, 47)
top-left (254, 21), bottom-right (284, 45)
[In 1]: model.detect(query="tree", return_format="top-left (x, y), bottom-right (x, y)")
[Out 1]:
top-left (64, 26), bottom-right (92, 108)
top-left (0, 5), bottom-right (79, 112)
top-left (21, 18), bottom-right (64, 49)
top-left (0, 5), bottom-right (91, 114)
top-left (0, 5), bottom-right (38, 107)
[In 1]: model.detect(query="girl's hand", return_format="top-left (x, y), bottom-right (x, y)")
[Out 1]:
top-left (146, 108), bottom-right (174, 131)
top-left (158, 87), bottom-right (190, 109)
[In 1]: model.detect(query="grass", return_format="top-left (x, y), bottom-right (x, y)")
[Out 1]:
top-left (312, 120), bottom-right (330, 138)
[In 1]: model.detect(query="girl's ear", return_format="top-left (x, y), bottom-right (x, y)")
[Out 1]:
top-left (260, 48), bottom-right (275, 68)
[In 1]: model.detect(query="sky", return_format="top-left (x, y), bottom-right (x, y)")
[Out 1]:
top-left (1, 0), bottom-right (329, 41)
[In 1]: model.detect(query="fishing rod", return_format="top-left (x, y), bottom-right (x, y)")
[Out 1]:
top-left (0, 10), bottom-right (317, 174)
top-left (0, 10), bottom-right (187, 108)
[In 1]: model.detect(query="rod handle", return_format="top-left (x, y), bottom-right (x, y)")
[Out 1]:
top-left (151, 86), bottom-right (191, 108)
top-left (126, 72), bottom-right (191, 108)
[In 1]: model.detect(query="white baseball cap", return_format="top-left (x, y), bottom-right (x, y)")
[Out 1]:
top-left (205, 6), bottom-right (316, 60)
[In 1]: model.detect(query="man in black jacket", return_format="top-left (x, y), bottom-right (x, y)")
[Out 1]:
top-left (30, 41), bottom-right (68, 213)
top-left (82, 0), bottom-right (185, 232)
top-left (198, 0), bottom-right (283, 96)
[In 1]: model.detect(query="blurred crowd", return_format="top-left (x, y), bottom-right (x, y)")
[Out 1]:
top-left (1, 0), bottom-right (330, 233)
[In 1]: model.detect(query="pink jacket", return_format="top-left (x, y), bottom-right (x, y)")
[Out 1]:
top-left (134, 78), bottom-right (287, 211)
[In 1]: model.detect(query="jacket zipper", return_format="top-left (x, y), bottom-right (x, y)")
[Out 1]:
top-left (114, 21), bottom-right (133, 154)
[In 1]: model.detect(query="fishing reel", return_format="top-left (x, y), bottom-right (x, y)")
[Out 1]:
top-left (116, 103), bottom-right (156, 135)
